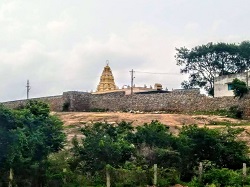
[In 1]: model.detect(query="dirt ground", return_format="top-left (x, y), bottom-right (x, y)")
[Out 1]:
top-left (54, 112), bottom-right (250, 143)
top-left (55, 112), bottom-right (245, 127)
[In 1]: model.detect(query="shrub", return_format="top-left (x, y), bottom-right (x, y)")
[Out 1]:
top-left (229, 105), bottom-right (243, 119)
top-left (231, 78), bottom-right (249, 98)
top-left (89, 108), bottom-right (109, 112)
top-left (62, 102), bottom-right (70, 112)
top-left (202, 168), bottom-right (242, 186)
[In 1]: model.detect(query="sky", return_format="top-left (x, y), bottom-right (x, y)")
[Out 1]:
top-left (1, 0), bottom-right (250, 102)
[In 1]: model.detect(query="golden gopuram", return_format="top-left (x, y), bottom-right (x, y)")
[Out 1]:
top-left (96, 62), bottom-right (118, 92)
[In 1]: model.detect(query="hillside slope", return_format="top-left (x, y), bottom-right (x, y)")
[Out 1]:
top-left (54, 112), bottom-right (250, 144)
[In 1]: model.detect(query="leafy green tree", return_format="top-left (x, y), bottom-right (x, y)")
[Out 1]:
top-left (0, 101), bottom-right (66, 187)
top-left (0, 105), bottom-right (17, 170)
top-left (178, 125), bottom-right (249, 180)
top-left (231, 78), bottom-right (249, 98)
top-left (71, 121), bottom-right (135, 173)
top-left (202, 168), bottom-right (243, 186)
top-left (45, 150), bottom-right (86, 187)
top-left (132, 120), bottom-right (174, 148)
top-left (131, 121), bottom-right (180, 169)
top-left (176, 41), bottom-right (250, 96)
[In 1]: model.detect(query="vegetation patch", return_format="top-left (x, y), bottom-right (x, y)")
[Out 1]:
top-left (208, 120), bottom-right (250, 126)
top-left (2, 102), bottom-right (250, 186)
top-left (62, 101), bottom-right (70, 112)
top-left (89, 108), bottom-right (109, 112)
top-left (190, 106), bottom-right (244, 119)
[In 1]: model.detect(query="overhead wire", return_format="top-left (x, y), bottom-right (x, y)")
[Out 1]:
top-left (134, 71), bottom-right (181, 75)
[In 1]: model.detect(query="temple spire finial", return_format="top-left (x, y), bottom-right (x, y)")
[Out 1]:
top-left (106, 60), bottom-right (109, 66)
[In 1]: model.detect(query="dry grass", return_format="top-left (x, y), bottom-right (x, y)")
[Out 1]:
top-left (53, 112), bottom-right (250, 144)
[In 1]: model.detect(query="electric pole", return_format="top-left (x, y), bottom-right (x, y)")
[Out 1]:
top-left (26, 80), bottom-right (31, 99)
top-left (130, 69), bottom-right (135, 95)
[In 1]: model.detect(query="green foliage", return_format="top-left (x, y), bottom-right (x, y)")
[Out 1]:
top-left (132, 120), bottom-right (173, 148)
top-left (110, 164), bottom-right (151, 186)
top-left (62, 102), bottom-right (70, 112)
top-left (2, 112), bottom-right (248, 186)
top-left (176, 41), bottom-right (250, 96)
top-left (157, 168), bottom-right (180, 186)
top-left (0, 104), bottom-right (17, 169)
top-left (71, 121), bottom-right (135, 173)
top-left (231, 78), bottom-right (249, 98)
top-left (0, 101), bottom-right (66, 186)
top-left (202, 168), bottom-right (243, 186)
top-left (187, 177), bottom-right (203, 187)
top-left (89, 108), bottom-right (109, 112)
top-left (45, 151), bottom-right (87, 187)
top-left (24, 100), bottom-right (50, 117)
top-left (208, 120), bottom-right (250, 126)
top-left (108, 163), bottom-right (180, 187)
top-left (178, 125), bottom-right (250, 180)
top-left (190, 106), bottom-right (244, 119)
top-left (69, 121), bottom-right (250, 185)
top-left (229, 105), bottom-right (244, 119)
top-left (129, 121), bottom-right (180, 169)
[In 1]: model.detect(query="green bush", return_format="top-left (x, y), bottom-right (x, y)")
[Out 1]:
top-left (231, 78), bottom-right (249, 99)
top-left (62, 102), bottom-right (70, 112)
top-left (229, 105), bottom-right (244, 119)
top-left (191, 106), bottom-right (244, 119)
top-left (157, 168), bottom-right (180, 186)
top-left (202, 168), bottom-right (242, 186)
top-left (89, 108), bottom-right (109, 112)
top-left (110, 166), bottom-right (150, 186)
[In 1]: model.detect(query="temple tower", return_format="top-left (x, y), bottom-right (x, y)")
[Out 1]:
top-left (96, 62), bottom-right (118, 92)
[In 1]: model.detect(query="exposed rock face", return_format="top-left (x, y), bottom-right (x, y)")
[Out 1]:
top-left (96, 64), bottom-right (117, 92)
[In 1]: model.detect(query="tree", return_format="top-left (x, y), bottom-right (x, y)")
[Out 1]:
top-left (231, 78), bottom-right (249, 98)
top-left (131, 121), bottom-right (180, 169)
top-left (176, 41), bottom-right (250, 96)
top-left (178, 125), bottom-right (249, 180)
top-left (0, 101), bottom-right (66, 187)
top-left (71, 121), bottom-right (135, 173)
top-left (0, 105), bottom-right (17, 170)
top-left (132, 120), bottom-right (173, 148)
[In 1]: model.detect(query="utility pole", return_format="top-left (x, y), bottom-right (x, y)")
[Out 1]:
top-left (246, 71), bottom-right (249, 87)
top-left (26, 80), bottom-right (31, 99)
top-left (130, 69), bottom-right (135, 95)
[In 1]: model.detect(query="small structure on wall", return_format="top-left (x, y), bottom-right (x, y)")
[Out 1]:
top-left (120, 84), bottom-right (163, 95)
top-left (214, 72), bottom-right (250, 97)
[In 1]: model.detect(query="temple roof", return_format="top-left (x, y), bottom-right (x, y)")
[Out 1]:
top-left (96, 63), bottom-right (117, 92)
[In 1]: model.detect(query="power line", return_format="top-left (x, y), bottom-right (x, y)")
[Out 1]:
top-left (134, 71), bottom-right (180, 75)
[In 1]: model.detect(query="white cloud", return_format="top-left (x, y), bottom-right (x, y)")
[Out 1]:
top-left (185, 22), bottom-right (199, 31)
top-left (46, 20), bottom-right (70, 34)
top-left (0, 0), bottom-right (250, 101)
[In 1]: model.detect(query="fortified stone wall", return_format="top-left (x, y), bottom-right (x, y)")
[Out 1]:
top-left (2, 95), bottom-right (64, 111)
top-left (88, 90), bottom-right (240, 112)
top-left (62, 91), bottom-right (91, 111)
top-left (2, 90), bottom-right (250, 117)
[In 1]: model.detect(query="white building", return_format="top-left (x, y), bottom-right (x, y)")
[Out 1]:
top-left (214, 72), bottom-right (250, 97)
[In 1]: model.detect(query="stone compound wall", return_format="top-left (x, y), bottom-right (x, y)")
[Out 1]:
top-left (62, 91), bottom-right (91, 111)
top-left (2, 89), bottom-right (250, 117)
top-left (89, 90), bottom-right (240, 112)
top-left (2, 95), bottom-right (64, 111)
